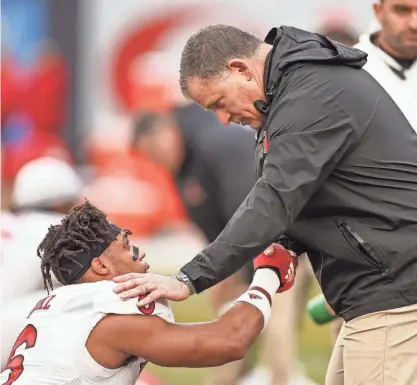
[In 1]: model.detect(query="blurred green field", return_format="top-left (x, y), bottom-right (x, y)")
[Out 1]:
top-left (147, 283), bottom-right (332, 385)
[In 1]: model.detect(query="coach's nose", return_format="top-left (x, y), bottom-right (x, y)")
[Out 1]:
top-left (215, 109), bottom-right (231, 126)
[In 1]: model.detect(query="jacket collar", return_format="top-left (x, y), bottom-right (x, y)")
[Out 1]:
top-left (254, 28), bottom-right (281, 119)
top-left (262, 28), bottom-right (284, 103)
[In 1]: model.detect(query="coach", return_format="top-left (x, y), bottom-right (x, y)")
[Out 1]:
top-left (114, 25), bottom-right (417, 384)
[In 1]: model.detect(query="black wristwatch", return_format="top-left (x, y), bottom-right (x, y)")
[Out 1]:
top-left (173, 271), bottom-right (196, 295)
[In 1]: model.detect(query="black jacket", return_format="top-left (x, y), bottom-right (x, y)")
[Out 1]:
top-left (173, 104), bottom-right (255, 243)
top-left (181, 26), bottom-right (417, 321)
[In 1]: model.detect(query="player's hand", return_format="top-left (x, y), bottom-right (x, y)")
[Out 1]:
top-left (113, 272), bottom-right (190, 307)
top-left (253, 243), bottom-right (298, 293)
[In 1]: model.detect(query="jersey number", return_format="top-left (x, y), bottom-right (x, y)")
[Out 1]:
top-left (3, 324), bottom-right (38, 385)
top-left (138, 294), bottom-right (155, 315)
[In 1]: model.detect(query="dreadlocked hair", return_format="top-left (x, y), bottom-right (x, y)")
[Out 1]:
top-left (37, 200), bottom-right (131, 294)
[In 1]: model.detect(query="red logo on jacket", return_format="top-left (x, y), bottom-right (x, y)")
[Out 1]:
top-left (263, 131), bottom-right (269, 154)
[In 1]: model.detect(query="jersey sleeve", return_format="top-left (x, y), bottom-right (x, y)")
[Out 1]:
top-left (93, 281), bottom-right (175, 323)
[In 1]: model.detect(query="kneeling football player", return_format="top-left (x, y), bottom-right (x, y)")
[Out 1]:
top-left (1, 201), bottom-right (297, 385)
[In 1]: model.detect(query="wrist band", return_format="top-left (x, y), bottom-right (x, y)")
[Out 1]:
top-left (251, 268), bottom-right (281, 297)
top-left (232, 289), bottom-right (272, 330)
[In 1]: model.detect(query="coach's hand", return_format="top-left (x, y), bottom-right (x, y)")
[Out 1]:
top-left (254, 243), bottom-right (298, 293)
top-left (113, 273), bottom-right (190, 307)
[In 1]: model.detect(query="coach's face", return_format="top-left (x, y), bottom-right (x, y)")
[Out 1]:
top-left (186, 60), bottom-right (266, 131)
top-left (374, 0), bottom-right (417, 58)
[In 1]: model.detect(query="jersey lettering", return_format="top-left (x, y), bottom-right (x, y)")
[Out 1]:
top-left (27, 295), bottom-right (56, 318)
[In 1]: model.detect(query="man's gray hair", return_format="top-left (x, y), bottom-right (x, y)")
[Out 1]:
top-left (179, 25), bottom-right (262, 97)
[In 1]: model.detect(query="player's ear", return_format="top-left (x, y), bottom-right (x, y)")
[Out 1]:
top-left (90, 257), bottom-right (110, 276)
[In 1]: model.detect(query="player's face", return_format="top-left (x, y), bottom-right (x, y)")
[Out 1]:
top-left (186, 68), bottom-right (265, 131)
top-left (374, 0), bottom-right (417, 58)
top-left (106, 233), bottom-right (150, 277)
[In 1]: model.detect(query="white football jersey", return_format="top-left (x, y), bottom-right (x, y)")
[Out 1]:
top-left (1, 281), bottom-right (174, 385)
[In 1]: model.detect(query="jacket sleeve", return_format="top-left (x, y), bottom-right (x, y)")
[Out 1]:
top-left (181, 96), bottom-right (360, 293)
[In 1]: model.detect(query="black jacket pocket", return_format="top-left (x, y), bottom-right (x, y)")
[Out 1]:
top-left (335, 218), bottom-right (390, 276)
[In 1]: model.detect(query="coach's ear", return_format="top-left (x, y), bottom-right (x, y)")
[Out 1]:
top-left (91, 257), bottom-right (111, 276)
top-left (227, 59), bottom-right (252, 80)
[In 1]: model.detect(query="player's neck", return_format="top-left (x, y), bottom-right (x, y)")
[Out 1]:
top-left (85, 276), bottom-right (115, 284)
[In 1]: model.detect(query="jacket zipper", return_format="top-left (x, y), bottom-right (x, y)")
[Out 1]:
top-left (256, 136), bottom-right (267, 178)
top-left (336, 219), bottom-right (389, 276)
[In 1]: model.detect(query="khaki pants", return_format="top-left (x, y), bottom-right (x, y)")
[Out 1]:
top-left (326, 302), bottom-right (417, 385)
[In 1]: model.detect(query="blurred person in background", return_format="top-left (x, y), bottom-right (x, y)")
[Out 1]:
top-left (316, 7), bottom-right (359, 47)
top-left (1, 156), bottom-right (83, 369)
top-left (355, 0), bottom-right (417, 130)
top-left (132, 107), bottom-right (316, 385)
top-left (83, 119), bottom-right (189, 238)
